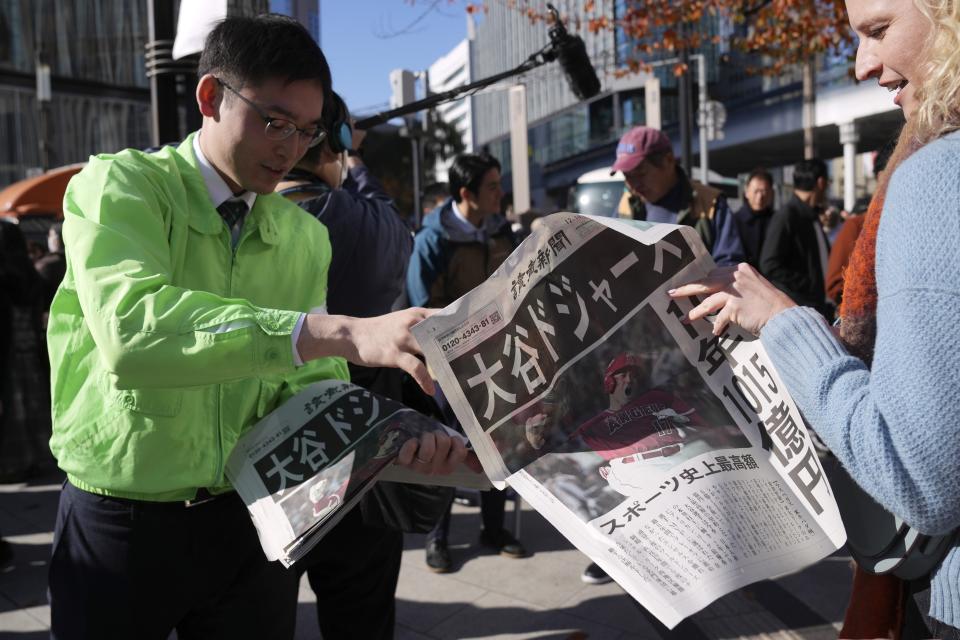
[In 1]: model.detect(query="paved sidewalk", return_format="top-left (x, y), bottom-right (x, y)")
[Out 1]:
top-left (0, 474), bottom-right (851, 639)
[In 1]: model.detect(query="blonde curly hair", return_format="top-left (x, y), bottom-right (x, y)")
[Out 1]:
top-left (914, 0), bottom-right (960, 142)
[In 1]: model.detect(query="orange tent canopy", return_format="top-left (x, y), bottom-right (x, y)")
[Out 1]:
top-left (0, 164), bottom-right (85, 219)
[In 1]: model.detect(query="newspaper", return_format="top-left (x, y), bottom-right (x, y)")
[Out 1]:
top-left (411, 213), bottom-right (847, 628)
top-left (226, 380), bottom-right (486, 568)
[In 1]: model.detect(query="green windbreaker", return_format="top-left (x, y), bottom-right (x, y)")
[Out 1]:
top-left (48, 135), bottom-right (349, 501)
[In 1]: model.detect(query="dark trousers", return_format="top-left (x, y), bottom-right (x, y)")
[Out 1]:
top-left (49, 482), bottom-right (299, 640)
top-left (301, 506), bottom-right (403, 640)
top-left (425, 382), bottom-right (508, 545)
top-left (427, 487), bottom-right (507, 545)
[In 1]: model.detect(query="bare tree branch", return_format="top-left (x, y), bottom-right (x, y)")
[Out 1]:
top-left (374, 0), bottom-right (445, 39)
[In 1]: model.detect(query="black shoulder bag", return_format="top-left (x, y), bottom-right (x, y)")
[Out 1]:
top-left (351, 365), bottom-right (455, 534)
top-left (831, 464), bottom-right (957, 579)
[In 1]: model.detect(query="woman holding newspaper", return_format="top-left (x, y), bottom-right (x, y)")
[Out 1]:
top-left (671, 0), bottom-right (960, 635)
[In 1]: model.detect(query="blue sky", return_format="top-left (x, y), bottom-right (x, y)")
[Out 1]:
top-left (321, 1), bottom-right (471, 117)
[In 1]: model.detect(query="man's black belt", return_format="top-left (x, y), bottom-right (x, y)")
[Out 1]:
top-left (184, 487), bottom-right (231, 508)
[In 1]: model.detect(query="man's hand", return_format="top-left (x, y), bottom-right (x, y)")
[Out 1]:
top-left (395, 430), bottom-right (469, 475)
top-left (298, 308), bottom-right (437, 394)
top-left (668, 263), bottom-right (796, 336)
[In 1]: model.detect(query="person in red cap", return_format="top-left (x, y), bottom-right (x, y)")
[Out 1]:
top-left (612, 126), bottom-right (745, 266)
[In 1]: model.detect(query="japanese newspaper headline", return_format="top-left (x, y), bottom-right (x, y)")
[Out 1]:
top-left (412, 213), bottom-right (847, 628)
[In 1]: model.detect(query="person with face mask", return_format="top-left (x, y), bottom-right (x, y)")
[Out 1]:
top-left (670, 0), bottom-right (960, 634)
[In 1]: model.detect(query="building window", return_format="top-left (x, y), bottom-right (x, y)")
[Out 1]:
top-left (442, 65), bottom-right (466, 88)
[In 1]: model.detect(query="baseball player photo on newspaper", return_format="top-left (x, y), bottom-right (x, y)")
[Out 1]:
top-left (412, 213), bottom-right (846, 628)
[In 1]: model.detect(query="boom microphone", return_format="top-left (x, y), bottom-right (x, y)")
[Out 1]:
top-left (546, 4), bottom-right (601, 100)
top-left (354, 4), bottom-right (601, 131)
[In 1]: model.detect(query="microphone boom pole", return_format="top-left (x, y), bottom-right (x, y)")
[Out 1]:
top-left (356, 3), bottom-right (600, 130)
top-left (355, 53), bottom-right (545, 130)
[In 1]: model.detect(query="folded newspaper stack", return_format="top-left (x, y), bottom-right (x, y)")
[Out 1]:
top-left (411, 213), bottom-right (847, 629)
top-left (226, 380), bottom-right (486, 568)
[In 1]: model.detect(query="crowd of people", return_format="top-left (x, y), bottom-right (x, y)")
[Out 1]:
top-left (0, 0), bottom-right (957, 635)
top-left (0, 221), bottom-right (63, 565)
top-left (609, 124), bottom-right (893, 328)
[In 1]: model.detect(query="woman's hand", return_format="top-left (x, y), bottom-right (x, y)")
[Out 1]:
top-left (668, 263), bottom-right (796, 336)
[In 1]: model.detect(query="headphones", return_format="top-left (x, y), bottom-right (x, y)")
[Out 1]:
top-left (323, 91), bottom-right (353, 155)
top-left (278, 92), bottom-right (353, 196)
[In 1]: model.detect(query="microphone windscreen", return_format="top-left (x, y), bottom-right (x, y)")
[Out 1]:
top-left (556, 34), bottom-right (601, 100)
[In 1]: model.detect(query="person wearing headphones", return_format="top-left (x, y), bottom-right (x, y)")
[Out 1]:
top-left (277, 91), bottom-right (412, 320)
top-left (276, 91), bottom-right (413, 640)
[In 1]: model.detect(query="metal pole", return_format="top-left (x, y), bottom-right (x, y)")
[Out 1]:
top-left (35, 48), bottom-right (52, 172)
top-left (508, 85), bottom-right (531, 214)
top-left (839, 122), bottom-right (859, 211)
top-left (693, 54), bottom-right (709, 184)
top-left (802, 57), bottom-right (816, 159)
top-left (410, 120), bottom-right (422, 229)
top-left (421, 69), bottom-right (433, 183)
top-left (678, 47), bottom-right (692, 172)
top-left (357, 56), bottom-right (544, 130)
top-left (147, 0), bottom-right (179, 147)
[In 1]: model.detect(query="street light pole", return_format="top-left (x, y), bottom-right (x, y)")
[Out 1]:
top-left (146, 0), bottom-right (181, 147)
top-left (646, 54), bottom-right (711, 184)
top-left (691, 54), bottom-right (709, 184)
top-left (677, 48), bottom-right (692, 172)
top-left (802, 57), bottom-right (817, 159)
top-left (35, 48), bottom-right (52, 172)
top-left (403, 117), bottom-right (423, 229)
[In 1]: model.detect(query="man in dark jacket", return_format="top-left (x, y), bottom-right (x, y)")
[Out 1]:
top-left (614, 126), bottom-right (745, 266)
top-left (759, 158), bottom-right (834, 318)
top-left (406, 152), bottom-right (525, 572)
top-left (278, 119), bottom-right (411, 318)
top-left (732, 168), bottom-right (775, 268)
top-left (277, 92), bottom-right (413, 640)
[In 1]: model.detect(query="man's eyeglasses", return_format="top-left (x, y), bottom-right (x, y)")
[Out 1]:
top-left (216, 78), bottom-right (327, 148)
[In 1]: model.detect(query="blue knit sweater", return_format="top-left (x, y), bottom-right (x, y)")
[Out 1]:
top-left (760, 130), bottom-right (960, 627)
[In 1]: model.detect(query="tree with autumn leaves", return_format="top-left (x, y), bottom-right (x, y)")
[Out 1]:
top-left (461, 0), bottom-right (855, 157)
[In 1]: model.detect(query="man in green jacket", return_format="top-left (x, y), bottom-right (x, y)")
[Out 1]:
top-left (47, 15), bottom-right (464, 640)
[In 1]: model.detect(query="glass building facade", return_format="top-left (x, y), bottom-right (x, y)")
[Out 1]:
top-left (0, 0), bottom-right (154, 185)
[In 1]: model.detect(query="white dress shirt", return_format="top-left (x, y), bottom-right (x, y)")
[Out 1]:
top-left (193, 133), bottom-right (311, 366)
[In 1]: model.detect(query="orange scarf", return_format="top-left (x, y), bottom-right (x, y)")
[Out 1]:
top-left (838, 193), bottom-right (883, 365)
